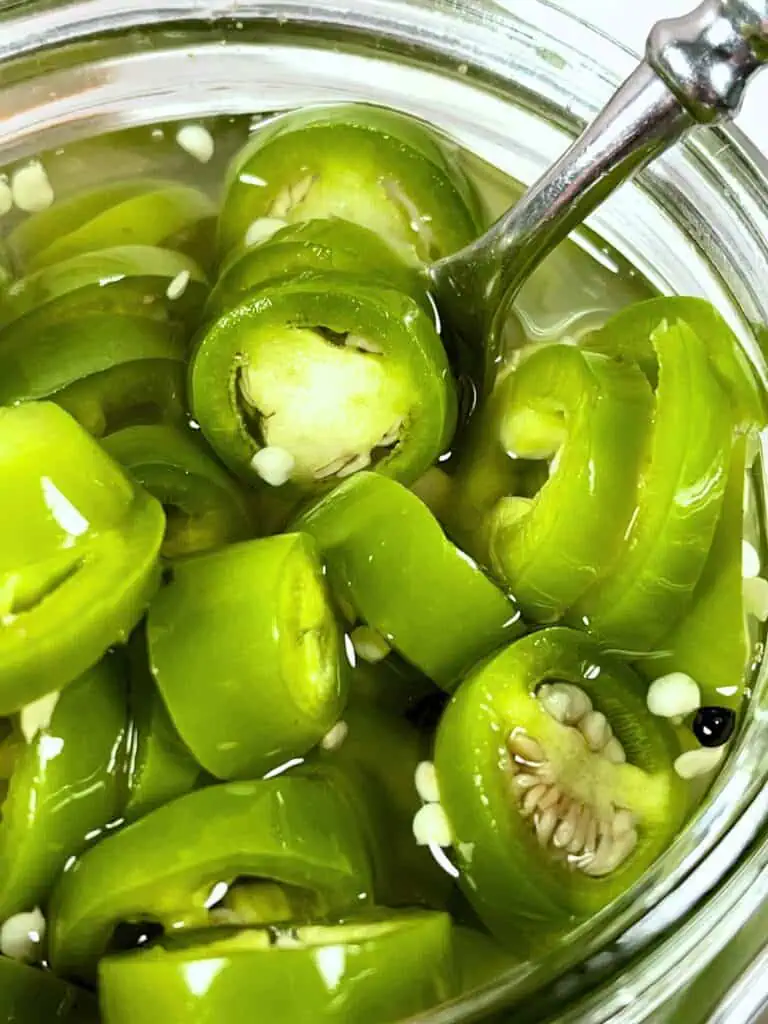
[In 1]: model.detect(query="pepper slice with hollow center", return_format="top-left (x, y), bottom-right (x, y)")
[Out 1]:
top-left (435, 629), bottom-right (686, 945)
top-left (98, 912), bottom-right (454, 1024)
top-left (295, 472), bottom-right (522, 691)
top-left (147, 533), bottom-right (347, 779)
top-left (486, 345), bottom-right (653, 622)
top-left (190, 273), bottom-right (456, 491)
top-left (0, 403), bottom-right (165, 715)
top-left (48, 776), bottom-right (373, 982)
top-left (218, 102), bottom-right (483, 266)
top-left (0, 656), bottom-right (128, 920)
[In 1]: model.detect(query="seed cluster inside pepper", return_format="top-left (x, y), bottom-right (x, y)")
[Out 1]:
top-left (0, 104), bottom-right (762, 1023)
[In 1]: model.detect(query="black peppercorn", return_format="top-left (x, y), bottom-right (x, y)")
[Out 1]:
top-left (692, 706), bottom-right (736, 748)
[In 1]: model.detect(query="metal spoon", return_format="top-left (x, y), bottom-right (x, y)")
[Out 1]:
top-left (430, 0), bottom-right (768, 386)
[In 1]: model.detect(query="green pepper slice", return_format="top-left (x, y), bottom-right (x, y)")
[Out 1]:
top-left (7, 179), bottom-right (217, 273)
top-left (49, 776), bottom-right (373, 982)
top-left (209, 216), bottom-right (428, 318)
top-left (0, 956), bottom-right (98, 1023)
top-left (99, 913), bottom-right (453, 1024)
top-left (0, 402), bottom-right (165, 714)
top-left (218, 103), bottom-right (482, 266)
top-left (434, 628), bottom-right (686, 944)
top-left (124, 634), bottom-right (201, 822)
top-left (190, 273), bottom-right (456, 491)
top-left (479, 345), bottom-right (654, 621)
top-left (295, 472), bottom-right (521, 690)
top-left (639, 438), bottom-right (749, 709)
top-left (583, 295), bottom-right (767, 430)
top-left (147, 534), bottom-right (347, 779)
top-left (0, 245), bottom-right (208, 337)
top-left (311, 702), bottom-right (451, 908)
top-left (0, 656), bottom-right (128, 919)
top-left (575, 320), bottom-right (732, 653)
top-left (0, 313), bottom-right (188, 436)
top-left (104, 425), bottom-right (253, 558)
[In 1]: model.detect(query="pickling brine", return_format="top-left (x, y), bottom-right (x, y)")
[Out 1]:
top-left (0, 105), bottom-right (763, 1024)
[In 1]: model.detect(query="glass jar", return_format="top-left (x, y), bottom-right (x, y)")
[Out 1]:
top-left (0, 1), bottom-right (765, 1020)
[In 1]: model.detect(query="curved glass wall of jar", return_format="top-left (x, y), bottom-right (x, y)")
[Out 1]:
top-left (0, 1), bottom-right (766, 1020)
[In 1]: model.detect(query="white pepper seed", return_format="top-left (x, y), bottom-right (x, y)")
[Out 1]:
top-left (742, 540), bottom-right (761, 579)
top-left (414, 761), bottom-right (441, 804)
top-left (412, 803), bottom-right (453, 847)
top-left (674, 745), bottom-right (726, 779)
top-left (647, 672), bottom-right (701, 719)
top-left (175, 124), bottom-right (215, 163)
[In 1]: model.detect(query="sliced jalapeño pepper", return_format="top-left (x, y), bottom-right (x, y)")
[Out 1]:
top-left (49, 776), bottom-right (373, 982)
top-left (209, 216), bottom-right (428, 319)
top-left (0, 956), bottom-right (99, 1023)
top-left (147, 534), bottom-right (347, 779)
top-left (575, 319), bottom-right (732, 653)
top-left (190, 273), bottom-right (456, 491)
top-left (0, 313), bottom-right (188, 437)
top-left (218, 103), bottom-right (483, 266)
top-left (104, 425), bottom-right (253, 558)
top-left (294, 472), bottom-right (522, 690)
top-left (485, 345), bottom-right (653, 622)
top-left (0, 656), bottom-right (128, 920)
top-left (0, 402), bottom-right (165, 715)
top-left (7, 179), bottom-right (217, 274)
top-left (99, 913), bottom-right (454, 1024)
top-left (434, 629), bottom-right (686, 945)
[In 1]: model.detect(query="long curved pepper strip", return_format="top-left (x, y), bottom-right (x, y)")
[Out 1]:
top-left (190, 273), bottom-right (456, 491)
top-left (99, 914), bottom-right (454, 1024)
top-left (147, 534), bottom-right (347, 779)
top-left (0, 957), bottom-right (99, 1023)
top-left (7, 179), bottom-right (217, 273)
top-left (218, 102), bottom-right (483, 266)
top-left (435, 629), bottom-right (686, 945)
top-left (294, 472), bottom-right (522, 690)
top-left (575, 320), bottom-right (732, 653)
top-left (209, 216), bottom-right (429, 319)
top-left (486, 345), bottom-right (653, 622)
top-left (0, 314), bottom-right (188, 437)
top-left (49, 776), bottom-right (373, 982)
top-left (0, 403), bottom-right (165, 715)
top-left (0, 657), bottom-right (128, 920)
top-left (104, 425), bottom-right (253, 558)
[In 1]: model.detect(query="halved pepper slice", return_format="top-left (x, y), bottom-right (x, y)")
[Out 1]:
top-left (0, 313), bottom-right (188, 437)
top-left (0, 402), bottom-right (165, 714)
top-left (0, 245), bottom-right (208, 337)
top-left (99, 913), bottom-right (454, 1024)
top-left (294, 472), bottom-right (522, 690)
top-left (49, 776), bottom-right (373, 982)
top-left (147, 534), bottom-right (347, 779)
top-left (218, 102), bottom-right (483, 266)
top-left (575, 319), bottom-right (732, 653)
top-left (190, 273), bottom-right (456, 491)
top-left (0, 656), bottom-right (128, 920)
top-left (0, 956), bottom-right (98, 1023)
top-left (485, 345), bottom-right (653, 621)
top-left (209, 216), bottom-right (428, 318)
top-left (104, 425), bottom-right (253, 558)
top-left (435, 629), bottom-right (686, 945)
top-left (7, 179), bottom-right (217, 274)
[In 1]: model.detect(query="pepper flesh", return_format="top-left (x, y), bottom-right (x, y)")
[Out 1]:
top-left (0, 656), bottom-right (128, 920)
top-left (0, 402), bottom-right (165, 714)
top-left (294, 472), bottom-right (522, 690)
top-left (190, 273), bottom-right (456, 491)
top-left (147, 534), bottom-right (347, 779)
top-left (49, 776), bottom-right (373, 982)
top-left (0, 956), bottom-right (99, 1023)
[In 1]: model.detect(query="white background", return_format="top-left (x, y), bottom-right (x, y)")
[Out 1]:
top-left (555, 0), bottom-right (768, 149)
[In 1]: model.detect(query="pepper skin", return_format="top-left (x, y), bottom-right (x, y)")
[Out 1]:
top-left (434, 629), bottom-right (686, 945)
top-left (295, 472), bottom-right (522, 691)
top-left (0, 956), bottom-right (99, 1023)
top-left (218, 102), bottom-right (483, 266)
top-left (190, 273), bottom-right (456, 492)
top-left (147, 534), bottom-right (347, 779)
top-left (104, 425), bottom-right (253, 558)
top-left (99, 913), bottom-right (454, 1024)
top-left (0, 656), bottom-right (128, 920)
top-left (49, 776), bottom-right (373, 982)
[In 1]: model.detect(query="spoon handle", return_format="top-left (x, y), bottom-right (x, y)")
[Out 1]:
top-left (432, 1), bottom-right (768, 373)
